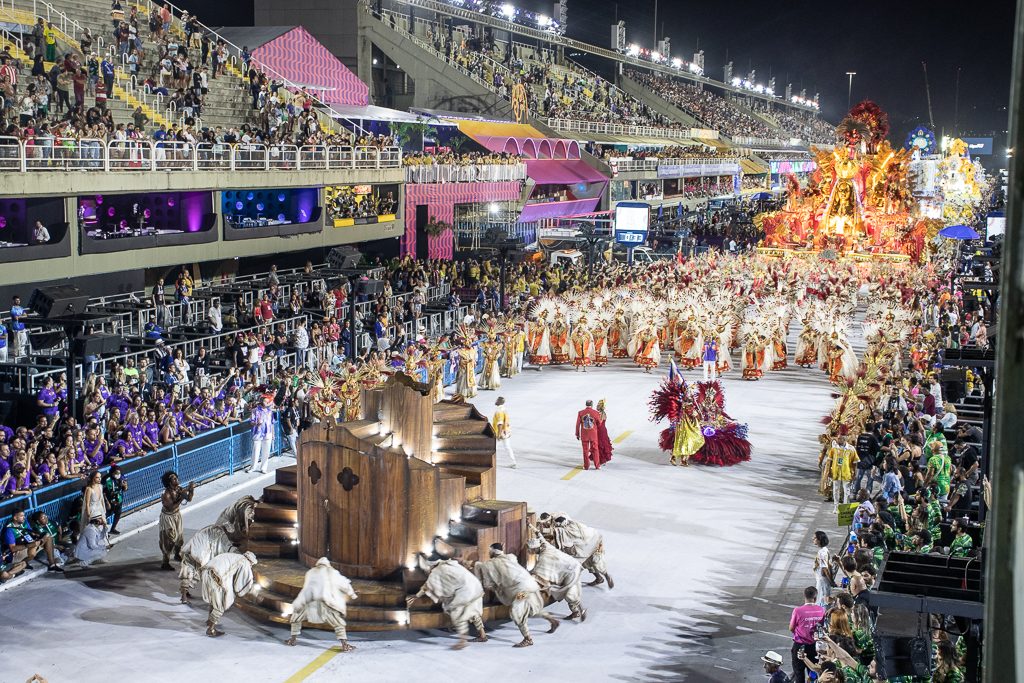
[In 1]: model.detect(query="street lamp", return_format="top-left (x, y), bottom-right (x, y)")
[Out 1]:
top-left (845, 71), bottom-right (857, 110)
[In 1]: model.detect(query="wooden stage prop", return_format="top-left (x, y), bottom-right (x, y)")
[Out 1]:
top-left (238, 373), bottom-right (529, 631)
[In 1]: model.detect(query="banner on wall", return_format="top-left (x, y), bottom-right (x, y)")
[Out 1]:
top-left (658, 162), bottom-right (741, 179)
top-left (769, 160), bottom-right (817, 175)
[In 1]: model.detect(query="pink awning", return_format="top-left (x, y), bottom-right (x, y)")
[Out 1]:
top-left (517, 198), bottom-right (602, 223)
top-left (525, 159), bottom-right (608, 185)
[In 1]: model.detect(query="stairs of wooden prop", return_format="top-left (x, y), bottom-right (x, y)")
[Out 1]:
top-left (245, 465), bottom-right (298, 559)
top-left (431, 401), bottom-right (496, 502)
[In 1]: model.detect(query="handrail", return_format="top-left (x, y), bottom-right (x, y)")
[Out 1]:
top-left (0, 136), bottom-right (402, 172)
top-left (404, 162), bottom-right (527, 183)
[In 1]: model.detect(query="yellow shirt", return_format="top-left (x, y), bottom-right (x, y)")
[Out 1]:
top-left (491, 407), bottom-right (510, 439)
top-left (829, 444), bottom-right (858, 481)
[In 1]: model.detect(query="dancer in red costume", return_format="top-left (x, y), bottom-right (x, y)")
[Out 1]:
top-left (595, 399), bottom-right (613, 465)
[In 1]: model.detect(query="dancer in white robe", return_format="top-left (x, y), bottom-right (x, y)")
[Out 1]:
top-left (286, 557), bottom-right (358, 651)
top-left (200, 551), bottom-right (257, 637)
top-left (527, 532), bottom-right (586, 621)
top-left (179, 496), bottom-right (257, 603)
top-left (408, 558), bottom-right (486, 649)
top-left (473, 543), bottom-right (559, 648)
top-left (547, 514), bottom-right (613, 588)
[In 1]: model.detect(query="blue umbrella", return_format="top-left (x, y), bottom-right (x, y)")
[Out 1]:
top-left (939, 225), bottom-right (980, 240)
top-left (752, 192), bottom-right (772, 200)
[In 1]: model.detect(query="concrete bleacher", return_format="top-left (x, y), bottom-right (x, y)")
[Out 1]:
top-left (1, 0), bottom-right (255, 130)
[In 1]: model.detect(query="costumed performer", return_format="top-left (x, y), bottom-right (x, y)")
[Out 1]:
top-left (285, 557), bottom-right (358, 651)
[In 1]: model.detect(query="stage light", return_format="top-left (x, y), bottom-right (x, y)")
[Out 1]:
top-left (108, 207), bottom-right (116, 217)
top-left (488, 202), bottom-right (500, 214)
top-left (167, 197), bottom-right (175, 207)
top-left (500, 3), bottom-right (514, 18)
top-left (731, 77), bottom-right (741, 87)
top-left (627, 44), bottom-right (640, 56)
top-left (277, 193), bottom-right (286, 202)
top-left (235, 201), bottom-right (244, 210)
top-left (536, 14), bottom-right (550, 26)
top-left (372, 58), bottom-right (378, 65)
top-left (651, 51), bottom-right (661, 62)
top-left (256, 203), bottom-right (265, 211)
top-left (246, 192), bottom-right (254, 201)
top-left (671, 57), bottom-right (682, 68)
top-left (0, 217), bottom-right (6, 229)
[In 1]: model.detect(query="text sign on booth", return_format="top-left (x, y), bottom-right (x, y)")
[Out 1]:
top-left (614, 202), bottom-right (650, 246)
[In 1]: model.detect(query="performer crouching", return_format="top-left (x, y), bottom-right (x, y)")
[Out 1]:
top-left (474, 543), bottom-right (559, 648)
top-left (528, 530), bottom-right (587, 621)
top-left (408, 556), bottom-right (487, 649)
top-left (544, 513), bottom-right (613, 589)
top-left (286, 557), bottom-right (358, 652)
top-left (201, 550), bottom-right (258, 637)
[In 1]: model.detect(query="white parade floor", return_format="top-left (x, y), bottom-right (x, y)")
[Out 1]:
top-left (1, 352), bottom-right (839, 683)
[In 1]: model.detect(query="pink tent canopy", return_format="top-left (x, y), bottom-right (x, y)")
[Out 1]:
top-left (525, 159), bottom-right (608, 185)
top-left (517, 198), bottom-right (602, 223)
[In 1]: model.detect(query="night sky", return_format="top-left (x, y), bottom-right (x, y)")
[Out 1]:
top-left (182, 0), bottom-right (1015, 141)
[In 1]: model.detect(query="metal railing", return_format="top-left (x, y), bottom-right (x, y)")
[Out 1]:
top-left (0, 136), bottom-right (402, 172)
top-left (608, 156), bottom-right (741, 173)
top-left (404, 162), bottom-right (527, 183)
top-left (543, 118), bottom-right (713, 141)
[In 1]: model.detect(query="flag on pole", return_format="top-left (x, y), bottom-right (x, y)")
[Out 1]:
top-left (668, 358), bottom-right (680, 383)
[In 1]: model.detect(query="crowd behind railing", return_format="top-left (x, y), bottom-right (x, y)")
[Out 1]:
top-left (403, 150), bottom-right (526, 183)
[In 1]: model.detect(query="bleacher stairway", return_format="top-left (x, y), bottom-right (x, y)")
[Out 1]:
top-left (4, 0), bottom-right (254, 130)
top-left (359, 6), bottom-right (513, 118)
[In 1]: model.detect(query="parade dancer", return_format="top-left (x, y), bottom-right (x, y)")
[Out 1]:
top-left (248, 393), bottom-right (276, 474)
top-left (409, 557), bottom-right (487, 649)
top-left (178, 496), bottom-right (257, 604)
top-left (286, 557), bottom-right (358, 651)
top-left (200, 551), bottom-right (258, 637)
top-left (159, 471), bottom-right (194, 570)
top-left (575, 400), bottom-right (602, 471)
top-left (474, 543), bottom-right (559, 648)
top-left (492, 396), bottom-right (517, 468)
top-left (547, 514), bottom-right (613, 588)
top-left (528, 531), bottom-right (587, 621)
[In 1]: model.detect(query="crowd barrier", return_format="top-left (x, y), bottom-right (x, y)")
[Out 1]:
top-left (0, 422), bottom-right (278, 533)
top-left (0, 138), bottom-right (402, 173)
top-left (404, 163), bottom-right (527, 183)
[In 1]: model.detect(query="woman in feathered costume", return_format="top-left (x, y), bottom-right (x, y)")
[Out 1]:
top-left (650, 378), bottom-right (752, 467)
top-left (648, 376), bottom-right (703, 466)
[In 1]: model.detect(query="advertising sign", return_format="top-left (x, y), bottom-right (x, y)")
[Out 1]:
top-left (614, 202), bottom-right (649, 245)
top-left (962, 138), bottom-right (993, 156)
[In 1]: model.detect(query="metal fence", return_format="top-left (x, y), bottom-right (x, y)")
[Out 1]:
top-left (0, 137), bottom-right (402, 173)
top-left (404, 163), bottom-right (527, 184)
top-left (0, 421), bottom-right (275, 533)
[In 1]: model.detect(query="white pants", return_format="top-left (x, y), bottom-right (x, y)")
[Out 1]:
top-left (513, 352), bottom-right (523, 374)
top-left (13, 330), bottom-right (29, 358)
top-left (0, 345), bottom-right (7, 362)
top-left (286, 432), bottom-right (298, 456)
top-left (250, 437), bottom-right (272, 472)
top-left (832, 479), bottom-right (851, 507)
top-left (499, 437), bottom-right (517, 467)
top-left (702, 360), bottom-right (717, 381)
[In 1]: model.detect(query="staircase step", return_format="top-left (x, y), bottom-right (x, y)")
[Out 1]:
top-left (432, 448), bottom-right (495, 465)
top-left (248, 521), bottom-right (298, 541)
top-left (433, 419), bottom-right (489, 437)
top-left (432, 404), bottom-right (475, 422)
top-left (276, 465), bottom-right (297, 487)
top-left (448, 519), bottom-right (494, 543)
top-left (262, 484), bottom-right (298, 505)
top-left (246, 538), bottom-right (298, 558)
top-left (433, 536), bottom-right (479, 562)
top-left (236, 599), bottom-right (407, 631)
top-left (435, 434), bottom-right (494, 451)
top-left (253, 501), bottom-right (298, 524)
top-left (438, 463), bottom-right (490, 484)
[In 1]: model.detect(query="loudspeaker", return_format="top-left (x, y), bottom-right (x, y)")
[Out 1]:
top-left (30, 285), bottom-right (91, 318)
top-left (72, 334), bottom-right (125, 356)
top-left (29, 331), bottom-right (65, 350)
top-left (357, 279), bottom-right (385, 297)
top-left (328, 247), bottom-right (362, 270)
